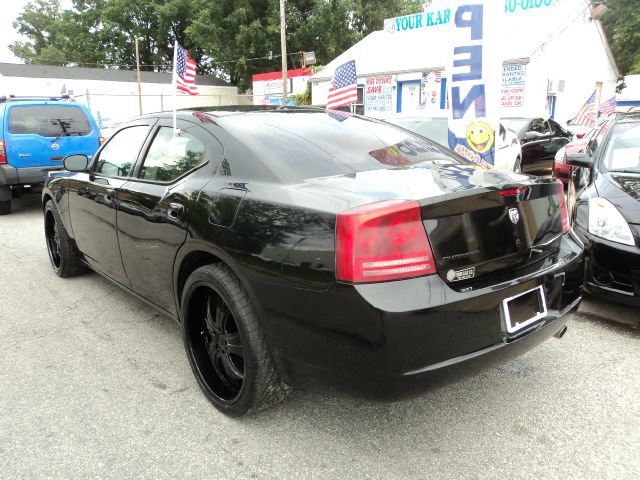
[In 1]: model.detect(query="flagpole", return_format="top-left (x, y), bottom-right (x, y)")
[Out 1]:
top-left (172, 41), bottom-right (178, 135)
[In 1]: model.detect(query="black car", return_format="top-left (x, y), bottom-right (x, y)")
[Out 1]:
top-left (568, 112), bottom-right (640, 307)
top-left (503, 117), bottom-right (573, 174)
top-left (42, 107), bottom-right (584, 416)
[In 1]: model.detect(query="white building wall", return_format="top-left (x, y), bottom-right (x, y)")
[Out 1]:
top-left (0, 74), bottom-right (246, 127)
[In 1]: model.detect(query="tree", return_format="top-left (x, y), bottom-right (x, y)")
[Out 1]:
top-left (9, 0), bottom-right (422, 90)
top-left (601, 0), bottom-right (640, 76)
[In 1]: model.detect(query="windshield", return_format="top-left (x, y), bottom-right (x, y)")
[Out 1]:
top-left (385, 117), bottom-right (449, 146)
top-left (601, 121), bottom-right (640, 173)
top-left (220, 111), bottom-right (469, 180)
top-left (502, 118), bottom-right (529, 134)
top-left (8, 105), bottom-right (92, 137)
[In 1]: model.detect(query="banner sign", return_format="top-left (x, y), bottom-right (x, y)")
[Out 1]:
top-left (365, 75), bottom-right (393, 113)
top-left (385, 0), bottom-right (556, 34)
top-left (501, 64), bottom-right (526, 108)
top-left (447, 2), bottom-right (501, 168)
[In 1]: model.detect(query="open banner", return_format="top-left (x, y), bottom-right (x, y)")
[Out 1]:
top-left (447, 1), bottom-right (501, 168)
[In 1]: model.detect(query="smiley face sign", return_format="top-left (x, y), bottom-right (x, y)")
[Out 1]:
top-left (465, 121), bottom-right (495, 154)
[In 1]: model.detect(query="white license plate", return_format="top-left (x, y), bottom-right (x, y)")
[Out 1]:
top-left (502, 285), bottom-right (548, 334)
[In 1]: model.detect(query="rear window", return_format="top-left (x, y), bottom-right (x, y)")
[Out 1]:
top-left (219, 111), bottom-right (466, 180)
top-left (8, 105), bottom-right (92, 137)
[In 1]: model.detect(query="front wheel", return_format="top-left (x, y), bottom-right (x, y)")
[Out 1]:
top-left (44, 200), bottom-right (85, 277)
top-left (181, 264), bottom-right (291, 416)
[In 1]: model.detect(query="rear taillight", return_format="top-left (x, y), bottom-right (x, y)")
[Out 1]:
top-left (556, 183), bottom-right (569, 233)
top-left (336, 200), bottom-right (436, 283)
top-left (0, 140), bottom-right (6, 164)
top-left (500, 187), bottom-right (525, 197)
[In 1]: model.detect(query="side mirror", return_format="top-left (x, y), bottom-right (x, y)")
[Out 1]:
top-left (566, 152), bottom-right (593, 169)
top-left (63, 154), bottom-right (89, 172)
top-left (575, 132), bottom-right (585, 139)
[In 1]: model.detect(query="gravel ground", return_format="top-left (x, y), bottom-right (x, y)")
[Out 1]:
top-left (1, 192), bottom-right (638, 480)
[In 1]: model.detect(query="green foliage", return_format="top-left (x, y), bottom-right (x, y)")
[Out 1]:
top-left (9, 0), bottom-right (422, 89)
top-left (601, 0), bottom-right (640, 76)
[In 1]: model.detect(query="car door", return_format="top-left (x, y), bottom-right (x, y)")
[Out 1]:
top-left (116, 119), bottom-right (222, 315)
top-left (520, 118), bottom-right (553, 171)
top-left (547, 119), bottom-right (572, 157)
top-left (68, 122), bottom-right (154, 285)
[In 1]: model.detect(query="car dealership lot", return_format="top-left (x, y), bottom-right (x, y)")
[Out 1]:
top-left (1, 193), bottom-right (639, 480)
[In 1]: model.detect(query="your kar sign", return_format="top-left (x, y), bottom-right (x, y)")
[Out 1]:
top-left (447, 2), bottom-right (501, 168)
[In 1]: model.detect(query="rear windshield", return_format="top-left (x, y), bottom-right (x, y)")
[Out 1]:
top-left (8, 105), bottom-right (92, 137)
top-left (386, 117), bottom-right (449, 146)
top-left (219, 111), bottom-right (467, 180)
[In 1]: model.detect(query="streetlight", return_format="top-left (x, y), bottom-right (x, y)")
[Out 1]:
top-left (135, 37), bottom-right (143, 115)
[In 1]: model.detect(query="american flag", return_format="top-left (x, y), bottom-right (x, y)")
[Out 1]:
top-left (573, 90), bottom-right (596, 127)
top-left (599, 95), bottom-right (617, 117)
top-left (326, 60), bottom-right (358, 110)
top-left (175, 43), bottom-right (198, 96)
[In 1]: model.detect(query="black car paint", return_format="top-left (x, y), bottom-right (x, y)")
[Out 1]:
top-left (572, 113), bottom-right (640, 307)
top-left (43, 108), bottom-right (583, 401)
top-left (506, 117), bottom-right (572, 173)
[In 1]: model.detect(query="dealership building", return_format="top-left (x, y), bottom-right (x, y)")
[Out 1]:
top-left (311, 0), bottom-right (618, 124)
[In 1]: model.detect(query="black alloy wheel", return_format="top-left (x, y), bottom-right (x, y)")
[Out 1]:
top-left (45, 209), bottom-right (62, 269)
top-left (182, 264), bottom-right (291, 416)
top-left (193, 288), bottom-right (245, 402)
top-left (44, 200), bottom-right (85, 277)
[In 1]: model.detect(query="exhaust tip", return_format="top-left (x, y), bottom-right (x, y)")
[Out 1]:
top-left (554, 325), bottom-right (568, 339)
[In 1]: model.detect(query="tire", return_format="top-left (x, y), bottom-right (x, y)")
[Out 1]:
top-left (513, 156), bottom-right (522, 173)
top-left (181, 263), bottom-right (291, 417)
top-left (44, 200), bottom-right (86, 277)
top-left (0, 200), bottom-right (10, 215)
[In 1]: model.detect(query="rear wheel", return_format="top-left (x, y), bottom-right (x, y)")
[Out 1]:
top-left (44, 200), bottom-right (85, 277)
top-left (0, 187), bottom-right (10, 215)
top-left (182, 264), bottom-right (291, 416)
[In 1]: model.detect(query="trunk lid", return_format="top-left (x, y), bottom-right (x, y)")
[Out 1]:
top-left (307, 162), bottom-right (564, 288)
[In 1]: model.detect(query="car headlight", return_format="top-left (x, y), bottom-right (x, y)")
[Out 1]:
top-left (588, 198), bottom-right (635, 246)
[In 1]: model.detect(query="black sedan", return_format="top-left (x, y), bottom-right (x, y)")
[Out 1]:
top-left (568, 111), bottom-right (640, 307)
top-left (42, 107), bottom-right (584, 416)
top-left (503, 117), bottom-right (573, 173)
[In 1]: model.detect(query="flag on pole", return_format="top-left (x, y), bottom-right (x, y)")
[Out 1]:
top-left (326, 60), bottom-right (358, 110)
top-left (174, 43), bottom-right (198, 96)
top-left (573, 90), bottom-right (596, 127)
top-left (598, 95), bottom-right (617, 117)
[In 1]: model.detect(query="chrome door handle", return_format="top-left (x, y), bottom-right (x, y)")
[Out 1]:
top-left (18, 153), bottom-right (31, 157)
top-left (168, 202), bottom-right (184, 218)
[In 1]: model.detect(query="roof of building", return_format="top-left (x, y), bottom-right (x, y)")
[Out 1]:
top-left (0, 62), bottom-right (231, 87)
top-left (311, 0), bottom-right (615, 82)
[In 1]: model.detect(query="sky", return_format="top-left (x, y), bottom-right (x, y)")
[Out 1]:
top-left (1, 0), bottom-right (73, 63)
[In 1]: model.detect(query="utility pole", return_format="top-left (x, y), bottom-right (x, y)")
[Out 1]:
top-left (135, 37), bottom-right (143, 115)
top-left (280, 0), bottom-right (288, 105)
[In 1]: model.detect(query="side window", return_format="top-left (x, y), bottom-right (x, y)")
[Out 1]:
top-left (94, 126), bottom-right (148, 177)
top-left (529, 119), bottom-right (551, 135)
top-left (138, 126), bottom-right (206, 182)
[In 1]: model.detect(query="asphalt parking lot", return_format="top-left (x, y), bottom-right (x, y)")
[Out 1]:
top-left (1, 192), bottom-right (639, 480)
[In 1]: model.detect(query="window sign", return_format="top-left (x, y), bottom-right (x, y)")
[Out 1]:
top-left (364, 76), bottom-right (393, 113)
top-left (501, 64), bottom-right (526, 108)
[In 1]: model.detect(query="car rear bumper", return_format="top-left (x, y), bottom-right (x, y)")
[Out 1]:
top-left (0, 164), bottom-right (63, 187)
top-left (575, 225), bottom-right (640, 307)
top-left (253, 232), bottom-right (584, 401)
